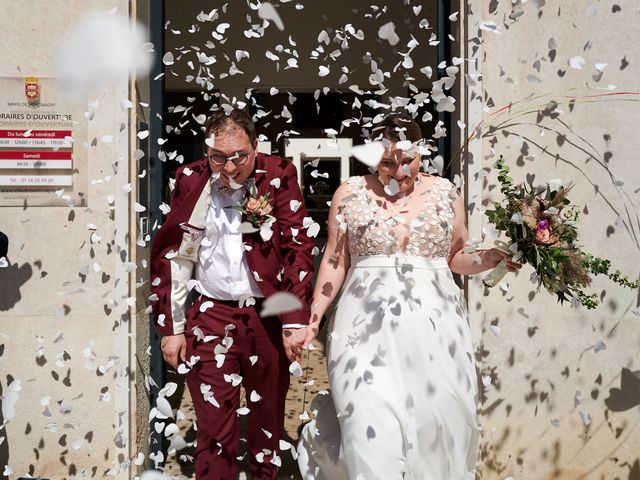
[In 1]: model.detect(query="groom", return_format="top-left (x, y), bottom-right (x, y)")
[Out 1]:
top-left (150, 108), bottom-right (315, 479)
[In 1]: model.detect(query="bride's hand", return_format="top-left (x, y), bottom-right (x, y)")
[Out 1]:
top-left (303, 320), bottom-right (321, 349)
top-left (482, 248), bottom-right (522, 272)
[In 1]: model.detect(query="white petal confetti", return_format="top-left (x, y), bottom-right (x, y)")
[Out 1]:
top-left (260, 292), bottom-right (303, 317)
top-left (289, 361), bottom-right (303, 377)
top-left (351, 142), bottom-right (385, 168)
top-left (250, 390), bottom-right (262, 402)
top-left (258, 2), bottom-right (285, 31)
top-left (57, 13), bottom-right (152, 99)
top-left (378, 22), bottom-right (400, 46)
top-left (569, 56), bottom-right (586, 69)
top-left (383, 178), bottom-right (400, 196)
top-left (290, 200), bottom-right (302, 212)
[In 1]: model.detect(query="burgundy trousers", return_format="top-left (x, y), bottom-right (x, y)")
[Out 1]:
top-left (184, 295), bottom-right (290, 479)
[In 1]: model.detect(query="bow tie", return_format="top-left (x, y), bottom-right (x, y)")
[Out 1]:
top-left (212, 177), bottom-right (255, 198)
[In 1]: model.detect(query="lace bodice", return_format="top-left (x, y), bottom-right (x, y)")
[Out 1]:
top-left (339, 175), bottom-right (458, 257)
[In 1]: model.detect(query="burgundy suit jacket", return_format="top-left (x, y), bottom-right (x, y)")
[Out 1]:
top-left (150, 153), bottom-right (315, 337)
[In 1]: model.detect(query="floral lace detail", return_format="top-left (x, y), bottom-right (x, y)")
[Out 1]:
top-left (341, 175), bottom-right (457, 257)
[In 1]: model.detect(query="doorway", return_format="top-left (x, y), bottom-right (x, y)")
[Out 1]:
top-left (145, 1), bottom-right (458, 477)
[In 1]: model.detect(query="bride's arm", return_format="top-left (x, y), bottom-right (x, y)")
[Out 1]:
top-left (303, 182), bottom-right (351, 347)
top-left (448, 191), bottom-right (521, 275)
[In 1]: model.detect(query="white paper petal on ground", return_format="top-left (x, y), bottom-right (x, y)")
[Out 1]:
top-left (569, 56), bottom-right (586, 69)
top-left (351, 142), bottom-right (385, 168)
top-left (258, 2), bottom-right (285, 31)
top-left (260, 292), bottom-right (303, 317)
top-left (289, 361), bottom-right (303, 377)
top-left (57, 12), bottom-right (152, 99)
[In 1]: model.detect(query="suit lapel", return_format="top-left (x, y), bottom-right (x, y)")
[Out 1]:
top-left (243, 154), bottom-right (269, 265)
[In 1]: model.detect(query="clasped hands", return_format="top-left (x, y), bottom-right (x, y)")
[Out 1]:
top-left (161, 327), bottom-right (318, 369)
top-left (282, 322), bottom-right (321, 363)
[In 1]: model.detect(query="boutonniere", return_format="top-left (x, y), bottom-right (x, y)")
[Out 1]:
top-left (227, 184), bottom-right (276, 241)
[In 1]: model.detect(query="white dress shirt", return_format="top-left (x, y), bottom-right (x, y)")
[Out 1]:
top-left (195, 185), bottom-right (264, 300)
top-left (194, 183), bottom-right (306, 329)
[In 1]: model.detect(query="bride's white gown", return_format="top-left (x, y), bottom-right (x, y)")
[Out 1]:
top-left (298, 175), bottom-right (479, 480)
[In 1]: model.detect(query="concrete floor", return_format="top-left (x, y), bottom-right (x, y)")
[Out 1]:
top-left (162, 336), bottom-right (330, 480)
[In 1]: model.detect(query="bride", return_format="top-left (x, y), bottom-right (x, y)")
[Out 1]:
top-left (297, 113), bottom-right (520, 479)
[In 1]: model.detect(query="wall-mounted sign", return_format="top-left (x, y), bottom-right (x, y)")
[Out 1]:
top-left (0, 129), bottom-right (73, 149)
top-left (0, 151), bottom-right (73, 169)
top-left (0, 175), bottom-right (73, 186)
top-left (0, 76), bottom-right (86, 207)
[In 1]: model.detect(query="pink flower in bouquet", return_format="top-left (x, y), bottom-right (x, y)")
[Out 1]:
top-left (246, 198), bottom-right (262, 214)
top-left (535, 219), bottom-right (553, 244)
top-left (537, 219), bottom-right (549, 231)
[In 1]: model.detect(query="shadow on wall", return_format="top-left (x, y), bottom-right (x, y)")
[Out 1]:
top-left (0, 259), bottom-right (32, 311)
top-left (605, 368), bottom-right (640, 412)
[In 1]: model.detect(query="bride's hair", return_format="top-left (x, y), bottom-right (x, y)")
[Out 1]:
top-left (376, 113), bottom-right (422, 143)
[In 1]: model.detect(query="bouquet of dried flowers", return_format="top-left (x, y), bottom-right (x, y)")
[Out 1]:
top-left (483, 156), bottom-right (639, 309)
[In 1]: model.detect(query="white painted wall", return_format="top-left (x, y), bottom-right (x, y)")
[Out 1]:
top-left (0, 1), bottom-right (136, 478)
top-left (462, 1), bottom-right (640, 478)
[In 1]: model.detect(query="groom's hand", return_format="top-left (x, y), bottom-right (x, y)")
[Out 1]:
top-left (161, 334), bottom-right (187, 369)
top-left (282, 328), bottom-right (306, 363)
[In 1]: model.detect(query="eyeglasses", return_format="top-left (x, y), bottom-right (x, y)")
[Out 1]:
top-left (207, 148), bottom-right (253, 166)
